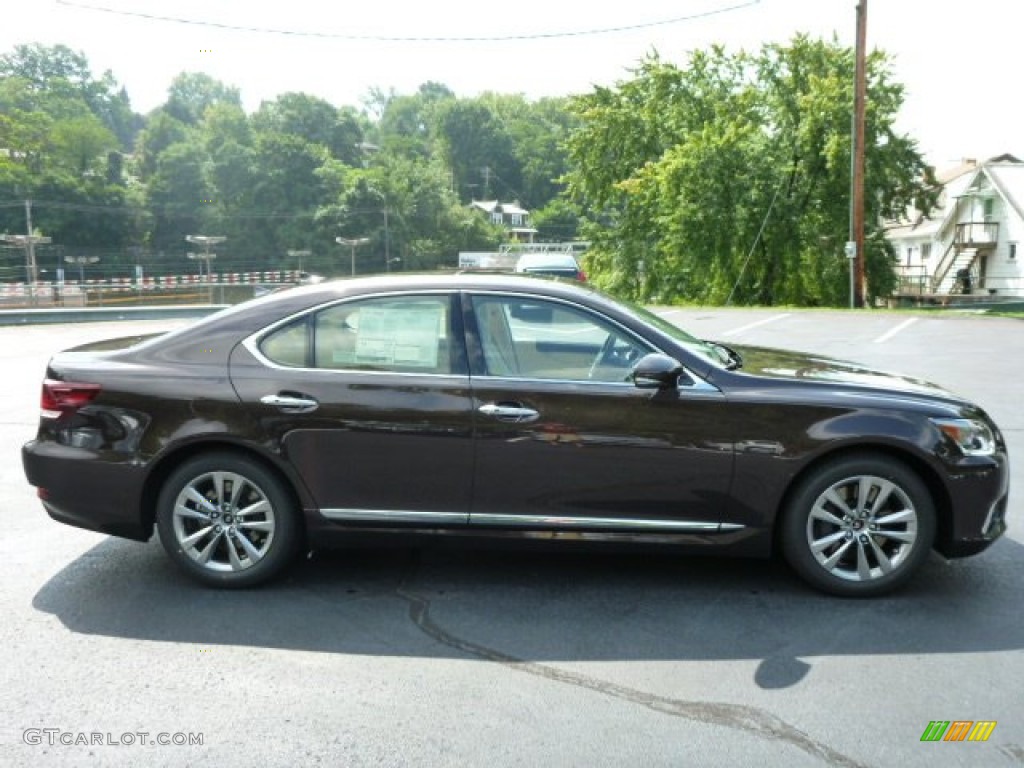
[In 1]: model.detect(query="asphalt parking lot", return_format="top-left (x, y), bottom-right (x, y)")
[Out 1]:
top-left (0, 309), bottom-right (1020, 768)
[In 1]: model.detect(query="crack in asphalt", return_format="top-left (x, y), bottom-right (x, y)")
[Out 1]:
top-left (998, 744), bottom-right (1024, 764)
top-left (394, 555), bottom-right (870, 768)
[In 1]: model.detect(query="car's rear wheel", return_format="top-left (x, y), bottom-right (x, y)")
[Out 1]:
top-left (156, 453), bottom-right (300, 587)
top-left (780, 454), bottom-right (936, 597)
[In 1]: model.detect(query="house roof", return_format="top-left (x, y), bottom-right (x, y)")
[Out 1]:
top-left (984, 163), bottom-right (1024, 225)
top-left (934, 158), bottom-right (979, 185)
top-left (470, 199), bottom-right (529, 216)
top-left (888, 154), bottom-right (1024, 242)
top-left (933, 161), bottom-right (1024, 238)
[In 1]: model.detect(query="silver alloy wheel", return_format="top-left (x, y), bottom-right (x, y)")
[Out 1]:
top-left (805, 474), bottom-right (918, 582)
top-left (171, 470), bottom-right (276, 573)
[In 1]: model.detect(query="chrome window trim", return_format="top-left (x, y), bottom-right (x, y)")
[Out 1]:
top-left (469, 373), bottom-right (636, 388)
top-left (467, 288), bottom-right (659, 352)
top-left (464, 289), bottom-right (720, 392)
top-left (242, 289), bottom-right (463, 377)
top-left (240, 286), bottom-right (719, 392)
top-left (470, 371), bottom-right (720, 393)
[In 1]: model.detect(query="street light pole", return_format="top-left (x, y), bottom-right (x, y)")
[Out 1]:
top-left (186, 235), bottom-right (226, 302)
top-left (65, 255), bottom-right (100, 284)
top-left (287, 249), bottom-right (311, 275)
top-left (335, 236), bottom-right (370, 276)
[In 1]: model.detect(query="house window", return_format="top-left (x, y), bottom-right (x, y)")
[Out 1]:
top-left (510, 214), bottom-right (523, 226)
top-left (1010, 243), bottom-right (1017, 260)
top-left (921, 243), bottom-right (931, 261)
top-left (490, 212), bottom-right (502, 225)
top-left (983, 198), bottom-right (994, 220)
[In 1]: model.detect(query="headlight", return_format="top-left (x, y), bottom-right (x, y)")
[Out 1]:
top-left (931, 418), bottom-right (996, 457)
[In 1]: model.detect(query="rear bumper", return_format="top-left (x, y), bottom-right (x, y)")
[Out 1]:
top-left (22, 439), bottom-right (151, 541)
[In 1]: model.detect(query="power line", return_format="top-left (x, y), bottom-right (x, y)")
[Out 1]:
top-left (54, 0), bottom-right (761, 42)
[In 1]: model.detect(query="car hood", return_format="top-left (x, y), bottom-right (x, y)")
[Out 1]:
top-left (728, 344), bottom-right (965, 401)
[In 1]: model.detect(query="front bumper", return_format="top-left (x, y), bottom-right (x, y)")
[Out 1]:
top-left (934, 451), bottom-right (1010, 558)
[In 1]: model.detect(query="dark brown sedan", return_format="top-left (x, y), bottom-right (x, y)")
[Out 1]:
top-left (22, 274), bottom-right (1009, 595)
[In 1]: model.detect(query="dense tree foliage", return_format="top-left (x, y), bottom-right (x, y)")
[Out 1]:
top-left (565, 37), bottom-right (936, 305)
top-left (0, 39), bottom-right (935, 304)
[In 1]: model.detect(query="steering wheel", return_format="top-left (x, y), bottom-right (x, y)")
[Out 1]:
top-left (588, 334), bottom-right (639, 380)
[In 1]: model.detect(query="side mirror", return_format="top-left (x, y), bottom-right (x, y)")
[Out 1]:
top-left (631, 353), bottom-right (684, 389)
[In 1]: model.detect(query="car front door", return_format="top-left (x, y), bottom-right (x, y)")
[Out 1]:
top-left (229, 292), bottom-right (474, 525)
top-left (465, 292), bottom-right (736, 535)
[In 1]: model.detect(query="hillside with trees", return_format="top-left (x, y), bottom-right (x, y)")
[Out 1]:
top-left (0, 39), bottom-right (934, 304)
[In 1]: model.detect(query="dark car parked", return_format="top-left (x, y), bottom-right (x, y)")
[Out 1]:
top-left (23, 274), bottom-right (1008, 595)
top-left (514, 252), bottom-right (587, 281)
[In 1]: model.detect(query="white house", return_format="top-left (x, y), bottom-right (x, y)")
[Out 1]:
top-left (887, 154), bottom-right (1024, 298)
top-left (469, 200), bottom-right (538, 243)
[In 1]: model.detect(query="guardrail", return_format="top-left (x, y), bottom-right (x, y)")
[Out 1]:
top-left (0, 269), bottom-right (302, 298)
top-left (0, 304), bottom-right (229, 326)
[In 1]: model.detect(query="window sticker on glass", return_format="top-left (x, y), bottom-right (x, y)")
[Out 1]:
top-left (353, 303), bottom-right (443, 368)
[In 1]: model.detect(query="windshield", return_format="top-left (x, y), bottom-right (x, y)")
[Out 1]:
top-left (613, 298), bottom-right (734, 369)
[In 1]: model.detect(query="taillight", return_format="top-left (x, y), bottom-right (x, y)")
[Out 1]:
top-left (577, 270), bottom-right (588, 282)
top-left (41, 379), bottom-right (101, 419)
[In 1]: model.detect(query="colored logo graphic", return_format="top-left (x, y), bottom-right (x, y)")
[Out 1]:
top-left (920, 721), bottom-right (997, 742)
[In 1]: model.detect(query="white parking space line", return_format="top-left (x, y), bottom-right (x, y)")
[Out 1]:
top-left (721, 313), bottom-right (791, 337)
top-left (874, 317), bottom-right (919, 344)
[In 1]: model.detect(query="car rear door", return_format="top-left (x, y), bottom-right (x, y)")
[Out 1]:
top-left (229, 291), bottom-right (475, 524)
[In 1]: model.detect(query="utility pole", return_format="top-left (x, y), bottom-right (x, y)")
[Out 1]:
top-left (0, 200), bottom-right (51, 305)
top-left (481, 166), bottom-right (491, 199)
top-left (383, 208), bottom-right (390, 272)
top-left (852, 0), bottom-right (868, 308)
top-left (25, 200), bottom-right (38, 287)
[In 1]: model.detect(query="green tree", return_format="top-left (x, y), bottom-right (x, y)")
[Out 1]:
top-left (165, 72), bottom-right (241, 125)
top-left (375, 82), bottom-right (454, 160)
top-left (483, 93), bottom-right (577, 209)
top-left (0, 49), bottom-right (135, 258)
top-left (565, 38), bottom-right (935, 305)
top-left (133, 110), bottom-right (190, 181)
top-left (49, 115), bottom-right (118, 175)
top-left (254, 92), bottom-right (367, 164)
top-left (0, 43), bottom-right (139, 146)
top-left (437, 100), bottom-right (519, 203)
top-left (146, 140), bottom-right (211, 255)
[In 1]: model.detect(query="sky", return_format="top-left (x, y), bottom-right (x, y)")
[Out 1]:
top-left (3, 0), bottom-right (1023, 168)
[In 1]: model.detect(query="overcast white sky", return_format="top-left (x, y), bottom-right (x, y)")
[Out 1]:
top-left (4, 0), bottom-right (1023, 168)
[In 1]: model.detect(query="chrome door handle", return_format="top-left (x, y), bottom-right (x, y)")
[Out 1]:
top-left (478, 403), bottom-right (539, 423)
top-left (260, 394), bottom-right (319, 413)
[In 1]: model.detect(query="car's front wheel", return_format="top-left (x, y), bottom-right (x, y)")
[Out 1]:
top-left (780, 454), bottom-right (936, 597)
top-left (156, 453), bottom-right (300, 587)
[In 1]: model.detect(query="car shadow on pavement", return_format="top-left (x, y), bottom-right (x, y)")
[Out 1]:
top-left (32, 535), bottom-right (1023, 689)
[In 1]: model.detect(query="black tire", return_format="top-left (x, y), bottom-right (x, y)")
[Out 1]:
top-left (156, 452), bottom-right (300, 588)
top-left (780, 454), bottom-right (936, 597)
